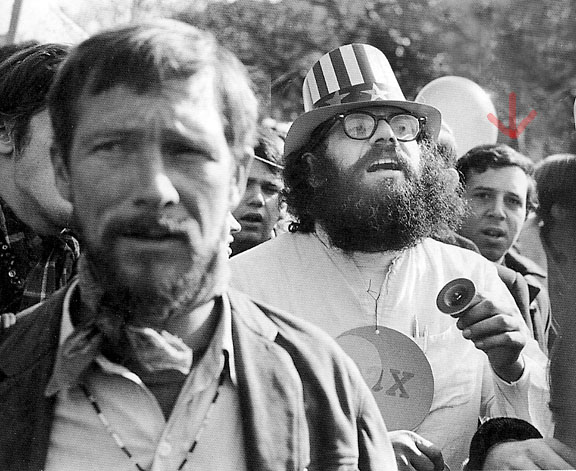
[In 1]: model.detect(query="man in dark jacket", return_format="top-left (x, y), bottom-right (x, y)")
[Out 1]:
top-left (0, 20), bottom-right (394, 471)
top-left (456, 143), bottom-right (553, 354)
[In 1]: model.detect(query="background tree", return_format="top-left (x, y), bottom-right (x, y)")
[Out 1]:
top-left (178, 0), bottom-right (576, 160)
top-left (8, 0), bottom-right (572, 160)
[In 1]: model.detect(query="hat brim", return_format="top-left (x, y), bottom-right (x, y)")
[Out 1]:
top-left (284, 100), bottom-right (441, 157)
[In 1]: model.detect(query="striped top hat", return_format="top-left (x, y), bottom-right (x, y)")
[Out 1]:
top-left (284, 43), bottom-right (442, 156)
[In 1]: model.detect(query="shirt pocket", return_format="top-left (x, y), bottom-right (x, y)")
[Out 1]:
top-left (413, 325), bottom-right (480, 411)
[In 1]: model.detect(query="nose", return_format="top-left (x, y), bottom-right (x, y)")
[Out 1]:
top-left (369, 118), bottom-right (398, 146)
top-left (487, 196), bottom-right (506, 219)
top-left (228, 213), bottom-right (241, 234)
top-left (133, 158), bottom-right (180, 208)
top-left (245, 184), bottom-right (265, 207)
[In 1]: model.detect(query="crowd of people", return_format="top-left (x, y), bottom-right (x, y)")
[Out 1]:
top-left (0, 16), bottom-right (575, 471)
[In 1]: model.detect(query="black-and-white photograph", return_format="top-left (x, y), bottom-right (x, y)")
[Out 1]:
top-left (1, 1), bottom-right (575, 469)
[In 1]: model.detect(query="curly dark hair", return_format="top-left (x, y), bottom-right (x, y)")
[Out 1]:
top-left (465, 417), bottom-right (542, 471)
top-left (282, 118), bottom-right (338, 233)
top-left (282, 124), bottom-right (459, 235)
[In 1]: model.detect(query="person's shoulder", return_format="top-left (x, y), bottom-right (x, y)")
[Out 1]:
top-left (0, 287), bottom-right (66, 353)
top-left (505, 249), bottom-right (547, 280)
top-left (231, 231), bottom-right (308, 262)
top-left (229, 288), bottom-right (333, 339)
top-left (230, 232), bottom-right (320, 282)
top-left (418, 238), bottom-right (505, 290)
top-left (420, 237), bottom-right (489, 262)
top-left (432, 231), bottom-right (481, 253)
top-left (228, 288), bottom-right (357, 365)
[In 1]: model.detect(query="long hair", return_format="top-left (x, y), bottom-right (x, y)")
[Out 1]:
top-left (282, 127), bottom-right (463, 241)
top-left (282, 119), bottom-right (335, 233)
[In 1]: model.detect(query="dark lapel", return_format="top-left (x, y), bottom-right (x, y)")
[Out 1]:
top-left (0, 288), bottom-right (66, 471)
top-left (228, 290), bottom-right (310, 471)
top-left (1, 288), bottom-right (310, 470)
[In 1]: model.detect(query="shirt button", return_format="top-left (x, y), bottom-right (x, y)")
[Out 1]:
top-left (158, 441), bottom-right (172, 456)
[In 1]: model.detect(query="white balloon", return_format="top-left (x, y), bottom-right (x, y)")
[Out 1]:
top-left (416, 76), bottom-right (498, 156)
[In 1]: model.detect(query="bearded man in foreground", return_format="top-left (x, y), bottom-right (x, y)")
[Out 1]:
top-left (0, 24), bottom-right (395, 471)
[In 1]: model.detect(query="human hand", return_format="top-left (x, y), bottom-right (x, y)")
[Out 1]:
top-left (389, 430), bottom-right (445, 471)
top-left (481, 438), bottom-right (576, 470)
top-left (0, 312), bottom-right (16, 330)
top-left (455, 294), bottom-right (527, 382)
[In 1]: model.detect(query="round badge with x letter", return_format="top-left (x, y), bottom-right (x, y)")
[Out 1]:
top-left (337, 326), bottom-right (434, 431)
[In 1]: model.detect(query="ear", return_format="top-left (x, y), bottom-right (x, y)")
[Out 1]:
top-left (228, 146), bottom-right (252, 210)
top-left (0, 126), bottom-right (14, 157)
top-left (50, 144), bottom-right (72, 202)
top-left (303, 152), bottom-right (326, 189)
top-left (278, 199), bottom-right (288, 217)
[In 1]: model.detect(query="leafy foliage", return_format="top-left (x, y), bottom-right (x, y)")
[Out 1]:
top-left (175, 0), bottom-right (575, 159)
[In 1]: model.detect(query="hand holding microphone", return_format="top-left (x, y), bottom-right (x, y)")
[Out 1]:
top-left (436, 278), bottom-right (479, 317)
top-left (437, 279), bottom-right (527, 382)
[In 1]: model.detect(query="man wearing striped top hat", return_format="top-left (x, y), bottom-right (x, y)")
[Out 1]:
top-left (231, 43), bottom-right (552, 470)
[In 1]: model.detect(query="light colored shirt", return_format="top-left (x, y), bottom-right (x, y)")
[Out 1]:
top-left (45, 280), bottom-right (246, 471)
top-left (231, 232), bottom-right (553, 471)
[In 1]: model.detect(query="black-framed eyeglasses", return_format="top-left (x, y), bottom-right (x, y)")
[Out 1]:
top-left (329, 110), bottom-right (426, 142)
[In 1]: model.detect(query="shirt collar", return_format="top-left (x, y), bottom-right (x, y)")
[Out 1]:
top-left (194, 292), bottom-right (237, 388)
top-left (57, 277), bottom-right (79, 347)
top-left (220, 292), bottom-right (237, 386)
top-left (47, 279), bottom-right (237, 395)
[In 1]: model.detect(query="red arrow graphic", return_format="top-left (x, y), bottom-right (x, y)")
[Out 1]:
top-left (487, 92), bottom-right (537, 139)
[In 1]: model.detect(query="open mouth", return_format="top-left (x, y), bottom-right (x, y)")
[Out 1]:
top-left (367, 159), bottom-right (401, 173)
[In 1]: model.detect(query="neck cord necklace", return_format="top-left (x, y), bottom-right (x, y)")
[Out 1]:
top-left (366, 279), bottom-right (382, 334)
top-left (365, 254), bottom-right (402, 335)
top-left (79, 368), bottom-right (226, 471)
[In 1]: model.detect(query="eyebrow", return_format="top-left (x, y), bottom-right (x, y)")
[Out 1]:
top-left (78, 126), bottom-right (214, 148)
top-left (471, 186), bottom-right (524, 197)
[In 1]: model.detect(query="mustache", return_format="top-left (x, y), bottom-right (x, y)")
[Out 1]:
top-left (104, 213), bottom-right (196, 240)
top-left (353, 143), bottom-right (413, 175)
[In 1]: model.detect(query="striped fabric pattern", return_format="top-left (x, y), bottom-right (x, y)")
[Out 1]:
top-left (303, 43), bottom-right (405, 111)
top-left (1, 201), bottom-right (79, 313)
top-left (20, 231), bottom-right (80, 309)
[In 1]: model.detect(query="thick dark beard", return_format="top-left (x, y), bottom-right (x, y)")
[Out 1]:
top-left (74, 214), bottom-right (229, 326)
top-left (311, 144), bottom-right (464, 252)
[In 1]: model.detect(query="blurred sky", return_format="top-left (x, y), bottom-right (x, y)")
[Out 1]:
top-left (1, 0), bottom-right (500, 46)
top-left (1, 0), bottom-right (90, 44)
top-left (0, 0), bottom-right (195, 45)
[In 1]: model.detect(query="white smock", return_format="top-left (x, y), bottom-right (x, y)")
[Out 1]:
top-left (231, 232), bottom-right (552, 471)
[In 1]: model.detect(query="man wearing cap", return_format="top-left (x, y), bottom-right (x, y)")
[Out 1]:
top-left (230, 125), bottom-right (286, 256)
top-left (231, 43), bottom-right (551, 471)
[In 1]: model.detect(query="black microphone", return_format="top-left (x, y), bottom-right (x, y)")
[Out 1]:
top-left (436, 278), bottom-right (477, 316)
